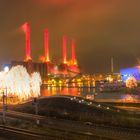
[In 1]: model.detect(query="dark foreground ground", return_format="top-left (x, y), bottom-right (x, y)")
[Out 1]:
top-left (0, 95), bottom-right (140, 140)
top-left (12, 95), bottom-right (140, 129)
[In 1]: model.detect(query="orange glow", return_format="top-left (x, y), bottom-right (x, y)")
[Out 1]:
top-left (41, 87), bottom-right (80, 97)
top-left (64, 60), bottom-right (67, 64)
top-left (41, 87), bottom-right (52, 96)
top-left (39, 55), bottom-right (45, 62)
top-left (122, 95), bottom-right (137, 102)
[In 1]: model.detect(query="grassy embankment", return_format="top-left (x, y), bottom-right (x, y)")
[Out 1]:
top-left (12, 96), bottom-right (140, 129)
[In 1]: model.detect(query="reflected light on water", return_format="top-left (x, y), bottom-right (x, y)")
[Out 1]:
top-left (41, 87), bottom-right (82, 97)
top-left (121, 95), bottom-right (138, 102)
top-left (41, 87), bottom-right (140, 103)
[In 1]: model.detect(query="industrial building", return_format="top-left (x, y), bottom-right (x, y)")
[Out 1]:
top-left (10, 23), bottom-right (80, 82)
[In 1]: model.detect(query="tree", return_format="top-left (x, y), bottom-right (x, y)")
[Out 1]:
top-left (126, 77), bottom-right (137, 89)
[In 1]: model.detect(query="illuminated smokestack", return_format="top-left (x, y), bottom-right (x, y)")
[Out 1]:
top-left (62, 35), bottom-right (67, 64)
top-left (44, 29), bottom-right (50, 62)
top-left (22, 22), bottom-right (31, 61)
top-left (71, 38), bottom-right (77, 65)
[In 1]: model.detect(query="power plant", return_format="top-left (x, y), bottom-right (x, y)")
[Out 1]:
top-left (11, 22), bottom-right (80, 82)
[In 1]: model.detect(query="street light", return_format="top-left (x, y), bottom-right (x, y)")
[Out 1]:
top-left (4, 66), bottom-right (9, 73)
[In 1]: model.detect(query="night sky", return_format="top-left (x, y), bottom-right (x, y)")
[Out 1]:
top-left (0, 0), bottom-right (140, 74)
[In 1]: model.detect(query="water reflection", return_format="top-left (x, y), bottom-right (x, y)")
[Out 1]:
top-left (41, 87), bottom-right (140, 102)
top-left (41, 87), bottom-right (96, 97)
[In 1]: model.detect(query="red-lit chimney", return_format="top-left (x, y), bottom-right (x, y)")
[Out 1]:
top-left (71, 38), bottom-right (77, 65)
top-left (44, 29), bottom-right (50, 62)
top-left (62, 35), bottom-right (67, 64)
top-left (22, 22), bottom-right (31, 61)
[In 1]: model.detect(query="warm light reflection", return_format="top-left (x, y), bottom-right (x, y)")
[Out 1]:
top-left (41, 87), bottom-right (80, 97)
top-left (121, 95), bottom-right (138, 102)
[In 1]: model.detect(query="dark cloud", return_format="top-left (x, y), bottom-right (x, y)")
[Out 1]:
top-left (0, 0), bottom-right (140, 73)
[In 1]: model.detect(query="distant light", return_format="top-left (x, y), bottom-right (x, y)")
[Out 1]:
top-left (79, 100), bottom-right (82, 103)
top-left (88, 102), bottom-right (92, 105)
top-left (70, 98), bottom-right (73, 100)
top-left (64, 60), bottom-right (67, 64)
top-left (55, 66), bottom-right (58, 70)
top-left (117, 110), bottom-right (120, 112)
top-left (4, 66), bottom-right (9, 72)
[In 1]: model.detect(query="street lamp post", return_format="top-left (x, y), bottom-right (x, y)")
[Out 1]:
top-left (2, 91), bottom-right (6, 124)
top-left (6, 88), bottom-right (7, 105)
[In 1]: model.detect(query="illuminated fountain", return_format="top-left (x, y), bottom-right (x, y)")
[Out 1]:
top-left (0, 65), bottom-right (42, 102)
top-left (30, 72), bottom-right (42, 97)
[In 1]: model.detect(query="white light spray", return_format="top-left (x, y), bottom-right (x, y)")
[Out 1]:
top-left (0, 65), bottom-right (42, 101)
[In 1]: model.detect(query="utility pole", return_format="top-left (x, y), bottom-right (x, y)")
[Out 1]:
top-left (2, 91), bottom-right (6, 124)
top-left (33, 97), bottom-right (40, 125)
